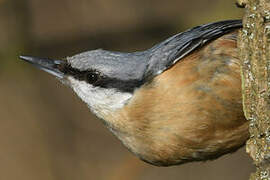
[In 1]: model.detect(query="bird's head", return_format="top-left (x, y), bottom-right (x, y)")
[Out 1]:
top-left (20, 49), bottom-right (149, 120)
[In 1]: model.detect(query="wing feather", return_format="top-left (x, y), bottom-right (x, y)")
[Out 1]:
top-left (144, 20), bottom-right (242, 79)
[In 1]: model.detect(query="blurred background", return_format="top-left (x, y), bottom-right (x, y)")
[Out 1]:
top-left (0, 0), bottom-right (254, 179)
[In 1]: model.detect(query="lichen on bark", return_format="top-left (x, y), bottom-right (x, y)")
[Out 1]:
top-left (237, 0), bottom-right (270, 179)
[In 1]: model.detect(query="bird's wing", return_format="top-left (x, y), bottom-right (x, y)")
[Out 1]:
top-left (144, 20), bottom-right (242, 79)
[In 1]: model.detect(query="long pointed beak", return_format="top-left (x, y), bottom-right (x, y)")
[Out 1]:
top-left (19, 55), bottom-right (65, 79)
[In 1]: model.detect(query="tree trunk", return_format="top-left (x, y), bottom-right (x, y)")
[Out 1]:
top-left (237, 0), bottom-right (270, 179)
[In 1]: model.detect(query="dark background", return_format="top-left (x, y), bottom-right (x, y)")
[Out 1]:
top-left (0, 0), bottom-right (254, 179)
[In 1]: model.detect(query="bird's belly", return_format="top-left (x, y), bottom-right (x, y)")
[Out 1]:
top-left (119, 77), bottom-right (248, 166)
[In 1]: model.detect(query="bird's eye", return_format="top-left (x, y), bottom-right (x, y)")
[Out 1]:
top-left (86, 71), bottom-right (100, 84)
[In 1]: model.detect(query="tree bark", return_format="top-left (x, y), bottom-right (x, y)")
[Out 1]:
top-left (237, 0), bottom-right (270, 179)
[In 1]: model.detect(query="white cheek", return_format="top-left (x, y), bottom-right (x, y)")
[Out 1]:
top-left (68, 77), bottom-right (132, 119)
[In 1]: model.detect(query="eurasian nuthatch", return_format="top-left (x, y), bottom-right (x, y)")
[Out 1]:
top-left (20, 20), bottom-right (249, 166)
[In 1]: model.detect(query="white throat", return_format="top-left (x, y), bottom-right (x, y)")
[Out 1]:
top-left (68, 77), bottom-right (132, 119)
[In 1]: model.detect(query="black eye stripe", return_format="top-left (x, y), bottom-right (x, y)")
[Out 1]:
top-left (58, 63), bottom-right (144, 93)
top-left (58, 63), bottom-right (101, 81)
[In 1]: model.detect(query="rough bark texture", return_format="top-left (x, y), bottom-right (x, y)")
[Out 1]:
top-left (237, 0), bottom-right (270, 179)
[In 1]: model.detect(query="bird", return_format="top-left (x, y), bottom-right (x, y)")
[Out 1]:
top-left (20, 19), bottom-right (249, 167)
